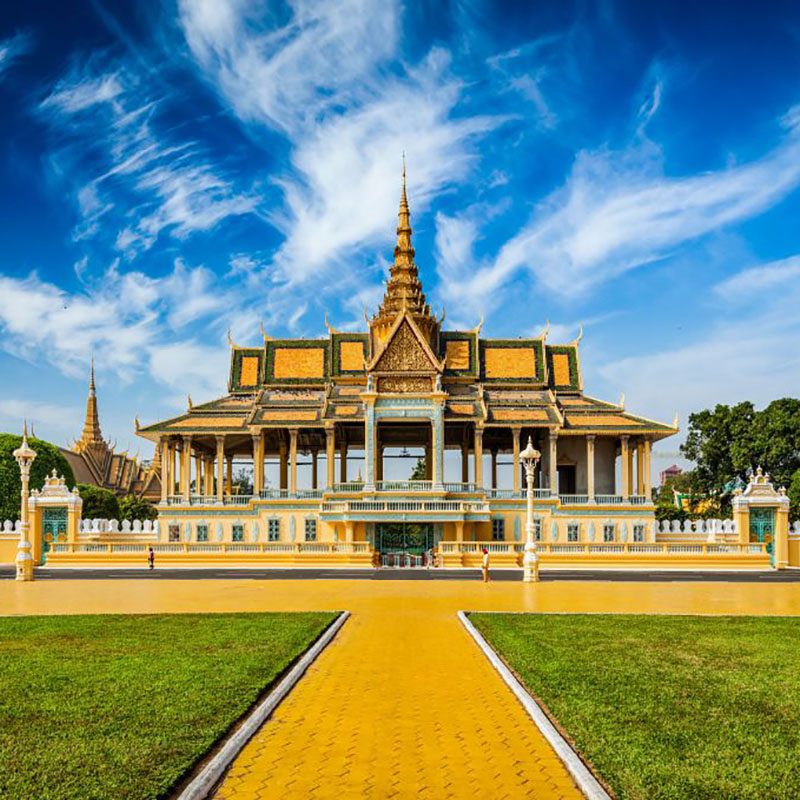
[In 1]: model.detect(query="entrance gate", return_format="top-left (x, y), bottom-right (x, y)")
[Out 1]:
top-left (41, 506), bottom-right (68, 564)
top-left (750, 508), bottom-right (775, 567)
top-left (377, 523), bottom-right (434, 568)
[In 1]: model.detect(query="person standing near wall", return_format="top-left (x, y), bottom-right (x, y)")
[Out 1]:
top-left (481, 547), bottom-right (490, 583)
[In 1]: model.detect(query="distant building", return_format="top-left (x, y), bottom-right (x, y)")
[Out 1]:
top-left (59, 362), bottom-right (161, 501)
top-left (660, 464), bottom-right (683, 486)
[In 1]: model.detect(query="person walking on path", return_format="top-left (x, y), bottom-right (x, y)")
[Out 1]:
top-left (481, 547), bottom-right (490, 583)
top-left (148, 546), bottom-right (155, 570)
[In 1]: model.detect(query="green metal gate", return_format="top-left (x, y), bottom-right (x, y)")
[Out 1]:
top-left (41, 506), bottom-right (68, 564)
top-left (750, 507), bottom-right (775, 567)
top-left (377, 523), bottom-right (434, 567)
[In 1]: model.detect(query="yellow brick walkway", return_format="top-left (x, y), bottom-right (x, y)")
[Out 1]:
top-left (3, 577), bottom-right (800, 799)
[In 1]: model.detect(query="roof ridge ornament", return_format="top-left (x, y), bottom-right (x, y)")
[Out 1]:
top-left (619, 392), bottom-right (625, 410)
top-left (259, 321), bottom-right (272, 343)
top-left (571, 322), bottom-right (583, 346)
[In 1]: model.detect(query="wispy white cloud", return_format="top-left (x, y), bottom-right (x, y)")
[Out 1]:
top-left (449, 106), bottom-right (800, 305)
top-left (179, 0), bottom-right (501, 283)
top-left (40, 61), bottom-right (258, 256)
top-left (714, 255), bottom-right (800, 302)
top-left (0, 31), bottom-right (33, 79)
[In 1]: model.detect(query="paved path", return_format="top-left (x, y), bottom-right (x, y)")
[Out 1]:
top-left (4, 566), bottom-right (800, 581)
top-left (4, 579), bottom-right (800, 799)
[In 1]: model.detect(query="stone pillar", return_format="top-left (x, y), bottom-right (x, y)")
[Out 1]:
top-left (425, 425), bottom-right (433, 481)
top-left (216, 436), bottom-right (225, 502)
top-left (642, 438), bottom-right (652, 500)
top-left (226, 454), bottom-right (233, 495)
top-left (586, 435), bottom-right (596, 502)
top-left (461, 441), bottom-right (469, 484)
top-left (194, 455), bottom-right (203, 496)
top-left (512, 427), bottom-right (521, 493)
top-left (326, 427), bottom-right (335, 488)
top-left (548, 431), bottom-right (558, 496)
top-left (620, 436), bottom-right (630, 500)
top-left (204, 458), bottom-right (214, 495)
top-left (160, 437), bottom-right (170, 502)
top-left (491, 450), bottom-right (498, 489)
top-left (181, 436), bottom-right (192, 501)
top-left (339, 439), bottom-right (348, 483)
top-left (635, 440), bottom-right (645, 496)
top-left (279, 440), bottom-right (288, 490)
top-left (432, 405), bottom-right (444, 488)
top-left (252, 432), bottom-right (263, 495)
top-left (311, 449), bottom-right (319, 490)
top-left (474, 427), bottom-right (484, 488)
top-left (289, 429), bottom-right (298, 496)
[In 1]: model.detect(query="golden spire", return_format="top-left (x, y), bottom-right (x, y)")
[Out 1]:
top-left (371, 156), bottom-right (437, 343)
top-left (76, 357), bottom-right (103, 450)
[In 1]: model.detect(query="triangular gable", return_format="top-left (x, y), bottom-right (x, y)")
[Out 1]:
top-left (368, 312), bottom-right (444, 373)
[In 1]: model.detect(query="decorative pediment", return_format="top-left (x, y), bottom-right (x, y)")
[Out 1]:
top-left (368, 313), bottom-right (444, 374)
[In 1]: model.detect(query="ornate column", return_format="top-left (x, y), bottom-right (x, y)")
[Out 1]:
top-left (194, 454), bottom-right (203, 496)
top-left (512, 427), bottom-right (521, 493)
top-left (279, 439), bottom-right (288, 490)
top-left (642, 438), bottom-right (652, 500)
top-left (548, 430), bottom-right (558, 496)
top-left (289, 429), bottom-right (298, 496)
top-left (252, 432), bottom-right (264, 495)
top-left (620, 436), bottom-right (630, 500)
top-left (325, 426), bottom-right (335, 488)
top-left (204, 457), bottom-right (214, 495)
top-left (432, 403), bottom-right (444, 489)
top-left (215, 436), bottom-right (224, 502)
top-left (474, 426), bottom-right (484, 488)
top-left (311, 449), bottom-right (319, 490)
top-left (160, 437), bottom-right (170, 503)
top-left (181, 435), bottom-right (192, 501)
top-left (586, 435), bottom-right (596, 502)
top-left (339, 439), bottom-right (348, 483)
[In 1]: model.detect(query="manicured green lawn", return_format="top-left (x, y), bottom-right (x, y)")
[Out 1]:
top-left (0, 612), bottom-right (336, 800)
top-left (470, 613), bottom-right (800, 800)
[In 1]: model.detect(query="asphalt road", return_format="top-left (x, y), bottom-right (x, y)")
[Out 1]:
top-left (1, 567), bottom-right (799, 582)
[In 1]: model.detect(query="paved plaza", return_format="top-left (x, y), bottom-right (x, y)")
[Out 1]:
top-left (3, 577), bottom-right (800, 798)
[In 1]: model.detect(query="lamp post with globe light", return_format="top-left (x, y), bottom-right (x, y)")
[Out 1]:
top-left (520, 436), bottom-right (541, 582)
top-left (13, 421), bottom-right (37, 582)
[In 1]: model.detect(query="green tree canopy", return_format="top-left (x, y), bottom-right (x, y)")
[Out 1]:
top-left (409, 457), bottom-right (426, 481)
top-left (681, 398), bottom-right (800, 504)
top-left (76, 484), bottom-right (120, 520)
top-left (118, 494), bottom-right (158, 521)
top-left (0, 433), bottom-right (75, 521)
top-left (788, 469), bottom-right (800, 522)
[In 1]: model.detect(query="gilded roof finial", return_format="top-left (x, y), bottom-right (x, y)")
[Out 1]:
top-left (89, 354), bottom-right (96, 394)
top-left (76, 356), bottom-right (103, 450)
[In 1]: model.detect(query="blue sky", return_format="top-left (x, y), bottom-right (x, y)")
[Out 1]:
top-left (0, 0), bottom-right (799, 472)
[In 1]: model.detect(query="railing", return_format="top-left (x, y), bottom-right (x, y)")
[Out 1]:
top-left (50, 541), bottom-right (373, 555)
top-left (321, 500), bottom-right (490, 515)
top-left (628, 495), bottom-right (650, 505)
top-left (559, 494), bottom-right (590, 505)
top-left (534, 488), bottom-right (554, 499)
top-left (222, 495), bottom-right (252, 506)
top-left (595, 494), bottom-right (624, 505)
top-left (436, 541), bottom-right (769, 557)
top-left (374, 480), bottom-right (433, 492)
top-left (443, 482), bottom-right (481, 493)
top-left (330, 482), bottom-right (365, 492)
top-left (487, 489), bottom-right (523, 499)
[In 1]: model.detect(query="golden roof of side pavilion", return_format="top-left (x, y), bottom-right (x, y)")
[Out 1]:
top-left (137, 167), bottom-right (677, 448)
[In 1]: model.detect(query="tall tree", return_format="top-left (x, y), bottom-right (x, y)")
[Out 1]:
top-left (0, 433), bottom-right (75, 521)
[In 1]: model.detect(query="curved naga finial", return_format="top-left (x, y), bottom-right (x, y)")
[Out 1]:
top-left (259, 321), bottom-right (271, 343)
top-left (187, 394), bottom-right (193, 411)
top-left (324, 313), bottom-right (338, 335)
top-left (673, 412), bottom-right (679, 429)
top-left (134, 416), bottom-right (140, 432)
top-left (539, 319), bottom-right (550, 341)
top-left (571, 321), bottom-right (584, 346)
top-left (226, 328), bottom-right (236, 348)
top-left (619, 392), bottom-right (625, 410)
top-left (438, 306), bottom-right (447, 324)
top-left (471, 315), bottom-right (484, 335)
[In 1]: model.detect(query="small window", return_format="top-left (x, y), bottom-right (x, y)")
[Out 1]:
top-left (168, 524), bottom-right (180, 543)
top-left (196, 524), bottom-right (208, 543)
top-left (232, 524), bottom-right (244, 542)
top-left (304, 518), bottom-right (317, 542)
top-left (633, 524), bottom-right (645, 543)
top-left (533, 518), bottom-right (542, 542)
top-left (268, 518), bottom-right (280, 542)
top-left (603, 524), bottom-right (615, 542)
top-left (567, 523), bottom-right (579, 542)
top-left (491, 518), bottom-right (505, 541)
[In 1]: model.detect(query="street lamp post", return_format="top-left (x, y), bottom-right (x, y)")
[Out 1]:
top-left (13, 421), bottom-right (37, 582)
top-left (520, 436), bottom-right (541, 583)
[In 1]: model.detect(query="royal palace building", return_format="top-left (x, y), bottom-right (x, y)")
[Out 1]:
top-left (121, 170), bottom-right (736, 569)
